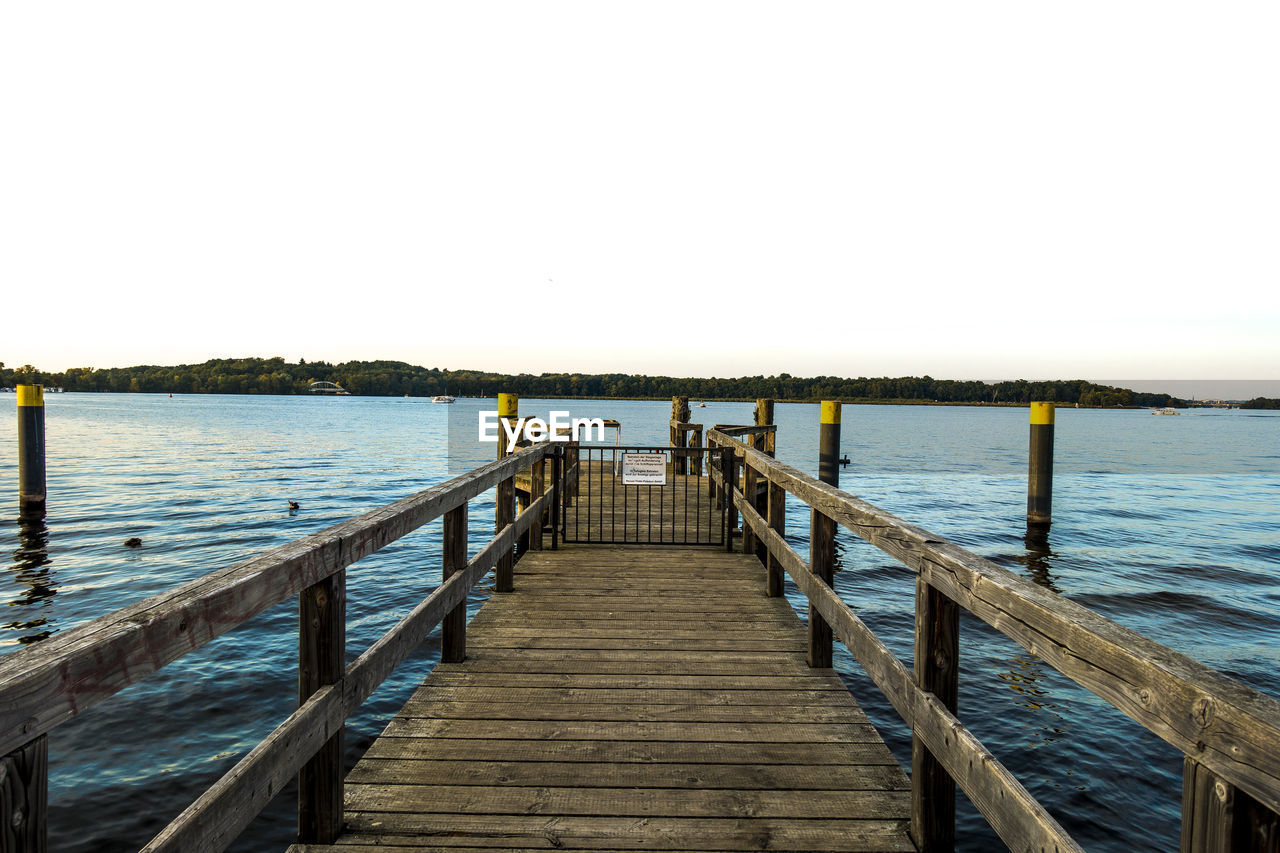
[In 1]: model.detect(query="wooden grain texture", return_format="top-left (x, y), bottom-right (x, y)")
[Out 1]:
top-left (0, 442), bottom-right (553, 758)
top-left (911, 577), bottom-right (958, 853)
top-left (711, 428), bottom-right (1280, 820)
top-left (297, 569), bottom-right (345, 843)
top-left (326, 544), bottom-right (912, 851)
top-left (734, 487), bottom-right (1081, 853)
top-left (0, 735), bottom-right (46, 853)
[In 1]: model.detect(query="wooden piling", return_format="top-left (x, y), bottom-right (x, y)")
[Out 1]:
top-left (912, 577), bottom-right (959, 851)
top-left (441, 504), bottom-right (467, 663)
top-left (298, 569), bottom-right (345, 843)
top-left (529, 457), bottom-right (544, 551)
top-left (17, 386), bottom-right (46, 520)
top-left (809, 401), bottom-right (840, 668)
top-left (0, 735), bottom-right (47, 852)
top-left (755, 398), bottom-right (775, 456)
top-left (1027, 402), bottom-right (1054, 529)
top-left (767, 478), bottom-right (785, 597)
top-left (496, 394), bottom-right (517, 592)
top-left (671, 397), bottom-right (690, 474)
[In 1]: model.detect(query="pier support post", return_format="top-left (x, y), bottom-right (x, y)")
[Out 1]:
top-left (1182, 758), bottom-right (1280, 852)
top-left (767, 478), bottom-right (785, 597)
top-left (755, 398), bottom-right (775, 456)
top-left (298, 569), bottom-right (345, 844)
top-left (721, 448), bottom-right (736, 553)
top-left (0, 735), bottom-right (47, 852)
top-left (17, 385), bottom-right (46, 520)
top-left (550, 450), bottom-right (561, 551)
top-left (911, 577), bottom-right (959, 852)
top-left (742, 445), bottom-right (758, 559)
top-left (1027, 402), bottom-right (1054, 529)
top-left (496, 393), bottom-right (517, 592)
top-left (809, 401), bottom-right (840, 668)
top-left (442, 503), bottom-right (468, 663)
top-left (671, 397), bottom-right (690, 474)
top-left (529, 456), bottom-right (544, 551)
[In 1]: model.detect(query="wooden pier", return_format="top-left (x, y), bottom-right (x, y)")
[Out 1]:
top-left (3, 396), bottom-right (1280, 852)
top-left (290, 545), bottom-right (912, 851)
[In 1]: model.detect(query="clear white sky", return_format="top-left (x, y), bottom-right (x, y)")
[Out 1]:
top-left (3, 2), bottom-right (1277, 380)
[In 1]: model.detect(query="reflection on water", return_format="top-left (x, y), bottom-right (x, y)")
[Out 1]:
top-left (1020, 526), bottom-right (1062, 594)
top-left (5, 516), bottom-right (57, 644)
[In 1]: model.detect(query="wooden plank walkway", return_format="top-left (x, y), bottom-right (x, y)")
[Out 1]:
top-left (563, 461), bottom-right (721, 544)
top-left (288, 545), bottom-right (914, 852)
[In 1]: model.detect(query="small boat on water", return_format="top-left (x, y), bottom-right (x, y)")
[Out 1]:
top-left (432, 395), bottom-right (456, 404)
top-left (1153, 408), bottom-right (1181, 415)
top-left (697, 401), bottom-right (706, 408)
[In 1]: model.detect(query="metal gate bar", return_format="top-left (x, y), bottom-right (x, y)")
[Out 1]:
top-left (562, 446), bottom-right (725, 545)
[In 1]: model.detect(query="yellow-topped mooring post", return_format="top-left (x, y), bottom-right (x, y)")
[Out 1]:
top-left (18, 385), bottom-right (46, 519)
top-left (809, 401), bottom-right (841, 668)
top-left (496, 393), bottom-right (518, 592)
top-left (1027, 402), bottom-right (1054, 529)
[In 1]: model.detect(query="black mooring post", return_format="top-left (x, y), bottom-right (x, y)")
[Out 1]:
top-left (1027, 402), bottom-right (1054, 529)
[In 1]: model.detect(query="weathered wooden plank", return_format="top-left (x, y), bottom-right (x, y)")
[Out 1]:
top-left (388, 701), bottom-right (863, 724)
top-left (344, 783), bottom-right (910, 819)
top-left (712, 427), bottom-right (1280, 817)
top-left (402, 686), bottom-right (860, 708)
top-left (0, 442), bottom-right (554, 758)
top-left (321, 815), bottom-right (915, 851)
top-left (346, 759), bottom-right (909, 790)
top-left (441, 504), bottom-right (467, 663)
top-left (378, 718), bottom-right (886, 744)
top-left (420, 672), bottom-right (850, 690)
top-left (358, 737), bottom-right (900, 767)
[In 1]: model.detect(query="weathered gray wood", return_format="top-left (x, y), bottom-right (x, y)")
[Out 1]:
top-left (0, 735), bottom-right (46, 853)
top-left (767, 478), bottom-right (785, 597)
top-left (141, 511), bottom-right (531, 852)
top-left (529, 458), bottom-right (544, 551)
top-left (441, 504), bottom-right (467, 663)
top-left (912, 576), bottom-right (959, 852)
top-left (809, 506), bottom-right (835, 669)
top-left (336, 544), bottom-right (912, 852)
top-left (0, 443), bottom-right (552, 759)
top-left (712, 428), bottom-right (1280, 818)
top-left (1184, 757), bottom-right (1237, 853)
top-left (326, 815), bottom-right (917, 851)
top-left (298, 568), bottom-right (345, 844)
top-left (734, 488), bottom-right (1081, 853)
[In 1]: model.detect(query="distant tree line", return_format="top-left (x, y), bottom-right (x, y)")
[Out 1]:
top-left (1241, 397), bottom-right (1280, 410)
top-left (0, 357), bottom-right (1186, 408)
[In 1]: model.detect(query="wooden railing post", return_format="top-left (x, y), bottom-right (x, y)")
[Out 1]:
top-left (529, 457), bottom-right (544, 551)
top-left (1182, 758), bottom-right (1280, 852)
top-left (671, 396), bottom-right (689, 474)
top-left (766, 477), bottom-right (785, 597)
top-left (689, 427), bottom-right (703, 476)
top-left (911, 577), bottom-right (959, 852)
top-left (755, 398), bottom-right (775, 457)
top-left (298, 569), bottom-right (345, 843)
top-left (721, 448), bottom-right (736, 553)
top-left (0, 735), bottom-right (47, 852)
top-left (550, 449), bottom-right (561, 551)
top-left (809, 401), bottom-right (840, 668)
top-left (496, 393), bottom-right (517, 593)
top-left (742, 437), bottom-right (758, 558)
top-left (442, 503), bottom-right (468, 663)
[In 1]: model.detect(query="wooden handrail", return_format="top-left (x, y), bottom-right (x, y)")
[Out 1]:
top-left (709, 427), bottom-right (1280, 848)
top-left (0, 441), bottom-right (560, 851)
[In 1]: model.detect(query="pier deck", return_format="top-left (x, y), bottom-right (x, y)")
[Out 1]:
top-left (288, 544), bottom-right (913, 852)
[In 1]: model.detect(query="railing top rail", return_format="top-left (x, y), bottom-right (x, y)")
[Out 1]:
top-left (0, 441), bottom-right (555, 757)
top-left (708, 427), bottom-right (1280, 816)
top-left (710, 424), bottom-right (776, 437)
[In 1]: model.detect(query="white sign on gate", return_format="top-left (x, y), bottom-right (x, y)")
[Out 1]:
top-left (621, 453), bottom-right (667, 486)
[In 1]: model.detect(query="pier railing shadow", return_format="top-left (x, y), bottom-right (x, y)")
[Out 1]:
top-left (709, 425), bottom-right (1280, 853)
top-left (0, 441), bottom-right (562, 852)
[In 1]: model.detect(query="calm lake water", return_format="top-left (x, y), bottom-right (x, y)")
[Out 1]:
top-left (2, 394), bottom-right (1278, 852)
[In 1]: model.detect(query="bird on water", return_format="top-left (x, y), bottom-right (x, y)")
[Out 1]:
top-left (124, 537), bottom-right (142, 548)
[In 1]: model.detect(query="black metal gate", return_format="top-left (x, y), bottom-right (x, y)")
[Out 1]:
top-left (561, 445), bottom-right (727, 545)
